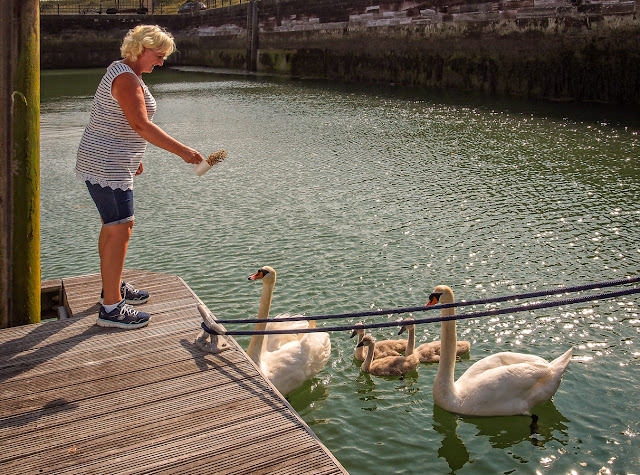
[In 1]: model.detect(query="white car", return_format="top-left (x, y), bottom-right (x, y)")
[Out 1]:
top-left (178, 2), bottom-right (207, 13)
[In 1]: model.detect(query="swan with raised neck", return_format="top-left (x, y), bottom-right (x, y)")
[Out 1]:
top-left (246, 266), bottom-right (331, 396)
top-left (429, 284), bottom-right (572, 416)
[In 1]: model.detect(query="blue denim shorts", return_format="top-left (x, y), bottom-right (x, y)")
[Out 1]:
top-left (86, 181), bottom-right (134, 226)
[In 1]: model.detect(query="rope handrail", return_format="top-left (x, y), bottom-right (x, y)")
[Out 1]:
top-left (212, 276), bottom-right (640, 325)
top-left (202, 284), bottom-right (640, 336)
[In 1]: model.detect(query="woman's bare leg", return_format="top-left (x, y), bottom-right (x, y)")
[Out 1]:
top-left (99, 221), bottom-right (134, 306)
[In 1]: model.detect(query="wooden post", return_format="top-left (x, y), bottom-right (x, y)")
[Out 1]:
top-left (0, 0), bottom-right (41, 328)
top-left (246, 0), bottom-right (259, 72)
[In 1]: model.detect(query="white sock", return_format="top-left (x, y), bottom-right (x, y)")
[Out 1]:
top-left (102, 299), bottom-right (124, 313)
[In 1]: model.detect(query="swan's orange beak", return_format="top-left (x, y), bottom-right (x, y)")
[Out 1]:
top-left (426, 294), bottom-right (440, 306)
top-left (248, 269), bottom-right (265, 281)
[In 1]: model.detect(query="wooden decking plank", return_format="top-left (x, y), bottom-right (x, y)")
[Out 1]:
top-left (0, 269), bottom-right (347, 474)
top-left (113, 424), bottom-right (311, 475)
top-left (0, 318), bottom-right (93, 354)
top-left (0, 312), bottom-right (238, 381)
top-left (60, 269), bottom-right (185, 297)
top-left (0, 301), bottom-right (221, 366)
top-left (70, 298), bottom-right (208, 326)
top-left (2, 394), bottom-right (295, 470)
top-left (0, 367), bottom-right (273, 446)
top-left (1, 354), bottom-right (261, 418)
top-left (207, 438), bottom-right (322, 475)
top-left (19, 413), bottom-right (303, 474)
top-left (0, 324), bottom-right (199, 373)
top-left (62, 269), bottom-right (192, 318)
top-left (0, 321), bottom-right (224, 385)
top-left (41, 278), bottom-right (62, 292)
top-left (272, 453), bottom-right (345, 475)
top-left (169, 449), bottom-right (343, 475)
top-left (0, 343), bottom-right (248, 405)
top-left (66, 292), bottom-right (197, 321)
top-left (199, 430), bottom-right (324, 475)
top-left (1, 384), bottom-right (286, 457)
top-left (0, 303), bottom-right (202, 359)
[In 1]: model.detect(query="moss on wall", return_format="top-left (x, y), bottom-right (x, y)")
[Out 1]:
top-left (40, 2), bottom-right (640, 104)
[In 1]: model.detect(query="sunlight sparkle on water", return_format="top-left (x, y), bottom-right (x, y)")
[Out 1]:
top-left (40, 68), bottom-right (640, 475)
top-left (539, 455), bottom-right (556, 466)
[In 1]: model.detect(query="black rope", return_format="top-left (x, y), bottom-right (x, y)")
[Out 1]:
top-left (213, 276), bottom-right (640, 325)
top-left (202, 285), bottom-right (640, 336)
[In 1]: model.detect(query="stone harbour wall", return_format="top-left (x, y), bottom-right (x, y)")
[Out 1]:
top-left (40, 0), bottom-right (640, 104)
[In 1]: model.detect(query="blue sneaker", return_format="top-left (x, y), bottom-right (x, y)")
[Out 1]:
top-left (97, 300), bottom-right (150, 329)
top-left (100, 281), bottom-right (150, 305)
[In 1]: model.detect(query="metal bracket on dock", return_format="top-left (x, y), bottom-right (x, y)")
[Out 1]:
top-left (195, 304), bottom-right (230, 354)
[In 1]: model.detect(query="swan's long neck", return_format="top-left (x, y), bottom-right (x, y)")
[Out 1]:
top-left (361, 343), bottom-right (375, 372)
top-left (405, 325), bottom-right (416, 355)
top-left (434, 306), bottom-right (458, 399)
top-left (354, 331), bottom-right (365, 360)
top-left (246, 279), bottom-right (275, 363)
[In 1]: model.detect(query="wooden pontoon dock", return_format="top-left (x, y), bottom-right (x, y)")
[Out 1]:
top-left (0, 269), bottom-right (347, 474)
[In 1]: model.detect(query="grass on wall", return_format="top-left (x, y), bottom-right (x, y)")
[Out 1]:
top-left (40, 0), bottom-right (248, 15)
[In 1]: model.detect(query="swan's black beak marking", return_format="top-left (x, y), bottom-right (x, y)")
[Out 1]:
top-left (398, 326), bottom-right (406, 335)
top-left (426, 292), bottom-right (442, 306)
top-left (356, 340), bottom-right (365, 348)
top-left (350, 330), bottom-right (358, 338)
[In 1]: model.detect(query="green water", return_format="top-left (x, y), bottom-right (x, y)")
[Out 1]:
top-left (40, 68), bottom-right (640, 474)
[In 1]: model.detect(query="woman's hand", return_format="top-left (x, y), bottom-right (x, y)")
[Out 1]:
top-left (180, 147), bottom-right (203, 165)
top-left (135, 162), bottom-right (144, 175)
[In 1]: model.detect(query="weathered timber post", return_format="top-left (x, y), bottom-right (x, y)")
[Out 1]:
top-left (0, 0), bottom-right (41, 328)
top-left (246, 0), bottom-right (259, 72)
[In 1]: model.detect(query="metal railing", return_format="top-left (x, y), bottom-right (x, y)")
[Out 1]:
top-left (39, 0), bottom-right (250, 15)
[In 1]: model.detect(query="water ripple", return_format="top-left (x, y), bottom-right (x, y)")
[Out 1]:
top-left (40, 69), bottom-right (640, 475)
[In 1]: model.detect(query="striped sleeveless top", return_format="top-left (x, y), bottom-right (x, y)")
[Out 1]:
top-left (76, 61), bottom-right (156, 190)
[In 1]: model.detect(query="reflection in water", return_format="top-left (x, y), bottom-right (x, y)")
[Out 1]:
top-left (39, 68), bottom-right (640, 474)
top-left (432, 404), bottom-right (470, 473)
top-left (432, 401), bottom-right (570, 472)
top-left (352, 369), bottom-right (421, 412)
top-left (288, 376), bottom-right (331, 416)
top-left (355, 372), bottom-right (378, 411)
top-left (395, 372), bottom-right (421, 394)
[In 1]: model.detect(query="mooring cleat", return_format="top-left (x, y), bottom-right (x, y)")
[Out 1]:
top-left (198, 304), bottom-right (227, 335)
top-left (195, 304), bottom-right (230, 354)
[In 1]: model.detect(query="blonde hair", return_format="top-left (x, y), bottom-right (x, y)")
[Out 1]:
top-left (120, 25), bottom-right (176, 62)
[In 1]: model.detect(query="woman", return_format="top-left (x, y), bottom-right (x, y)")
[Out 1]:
top-left (76, 25), bottom-right (203, 329)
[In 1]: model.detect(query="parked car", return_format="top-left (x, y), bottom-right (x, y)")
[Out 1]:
top-left (178, 2), bottom-right (206, 14)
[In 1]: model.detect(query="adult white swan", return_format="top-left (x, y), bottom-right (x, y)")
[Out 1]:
top-left (246, 266), bottom-right (331, 396)
top-left (429, 285), bottom-right (572, 416)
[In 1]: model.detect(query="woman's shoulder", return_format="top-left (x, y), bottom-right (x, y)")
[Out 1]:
top-left (106, 60), bottom-right (131, 73)
top-left (104, 61), bottom-right (137, 80)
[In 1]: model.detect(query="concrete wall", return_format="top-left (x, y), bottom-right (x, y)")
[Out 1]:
top-left (40, 0), bottom-right (640, 104)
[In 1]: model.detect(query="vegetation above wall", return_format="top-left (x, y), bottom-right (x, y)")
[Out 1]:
top-left (39, 0), bottom-right (247, 15)
top-left (40, 0), bottom-right (640, 104)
